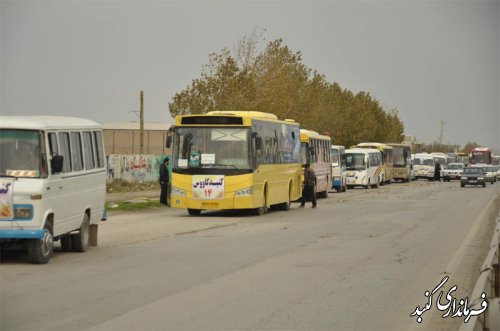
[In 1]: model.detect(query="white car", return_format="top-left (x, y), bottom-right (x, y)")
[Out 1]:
top-left (483, 166), bottom-right (497, 184)
top-left (441, 163), bottom-right (465, 182)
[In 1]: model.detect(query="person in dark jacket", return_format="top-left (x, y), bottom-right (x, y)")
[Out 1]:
top-left (434, 162), bottom-right (442, 182)
top-left (159, 157), bottom-right (170, 206)
top-left (300, 163), bottom-right (317, 208)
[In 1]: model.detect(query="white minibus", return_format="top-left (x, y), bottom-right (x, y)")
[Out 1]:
top-left (330, 145), bottom-right (346, 192)
top-left (413, 153), bottom-right (435, 180)
top-left (345, 148), bottom-right (382, 189)
top-left (0, 116), bottom-right (107, 263)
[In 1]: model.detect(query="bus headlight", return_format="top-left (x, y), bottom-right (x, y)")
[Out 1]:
top-left (235, 187), bottom-right (253, 197)
top-left (171, 186), bottom-right (185, 196)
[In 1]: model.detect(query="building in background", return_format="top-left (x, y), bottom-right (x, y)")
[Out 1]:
top-left (102, 121), bottom-right (173, 155)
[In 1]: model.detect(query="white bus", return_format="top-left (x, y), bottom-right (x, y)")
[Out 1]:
top-left (330, 145), bottom-right (346, 192)
top-left (413, 153), bottom-right (435, 180)
top-left (0, 116), bottom-right (107, 264)
top-left (345, 148), bottom-right (382, 189)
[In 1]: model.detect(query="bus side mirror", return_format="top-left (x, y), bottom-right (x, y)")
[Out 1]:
top-left (166, 136), bottom-right (172, 148)
top-left (51, 155), bottom-right (63, 173)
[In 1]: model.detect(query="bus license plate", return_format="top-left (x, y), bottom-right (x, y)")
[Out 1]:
top-left (201, 202), bottom-right (219, 208)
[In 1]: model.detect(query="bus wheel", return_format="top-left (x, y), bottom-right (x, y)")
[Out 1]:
top-left (280, 192), bottom-right (291, 211)
top-left (342, 185), bottom-right (347, 192)
top-left (28, 222), bottom-right (54, 264)
top-left (60, 236), bottom-right (73, 252)
top-left (188, 209), bottom-right (202, 216)
top-left (371, 182), bottom-right (378, 189)
top-left (72, 213), bottom-right (90, 252)
top-left (320, 189), bottom-right (328, 198)
top-left (254, 193), bottom-right (268, 216)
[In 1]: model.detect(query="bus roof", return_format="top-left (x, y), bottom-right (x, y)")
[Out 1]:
top-left (175, 111), bottom-right (298, 127)
top-left (0, 116), bottom-right (101, 130)
top-left (345, 148), bottom-right (381, 155)
top-left (300, 129), bottom-right (331, 142)
top-left (356, 142), bottom-right (393, 150)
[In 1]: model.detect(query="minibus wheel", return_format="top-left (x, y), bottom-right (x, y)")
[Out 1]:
top-left (72, 213), bottom-right (89, 252)
top-left (28, 222), bottom-right (53, 264)
top-left (188, 209), bottom-right (201, 216)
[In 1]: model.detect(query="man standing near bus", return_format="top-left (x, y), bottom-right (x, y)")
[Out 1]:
top-left (300, 163), bottom-right (317, 208)
top-left (159, 157), bottom-right (170, 206)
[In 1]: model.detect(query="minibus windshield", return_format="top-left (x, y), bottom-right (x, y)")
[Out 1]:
top-left (0, 129), bottom-right (47, 178)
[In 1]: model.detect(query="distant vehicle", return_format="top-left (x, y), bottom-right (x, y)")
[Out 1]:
top-left (0, 116), bottom-right (107, 264)
top-left (300, 129), bottom-right (332, 198)
top-left (413, 153), bottom-right (435, 180)
top-left (441, 163), bottom-right (465, 182)
top-left (345, 148), bottom-right (382, 189)
top-left (461, 167), bottom-right (487, 187)
top-left (492, 155), bottom-right (500, 165)
top-left (388, 143), bottom-right (411, 182)
top-left (469, 147), bottom-right (493, 165)
top-left (430, 152), bottom-right (449, 166)
top-left (483, 166), bottom-right (497, 184)
top-left (455, 152), bottom-right (469, 165)
top-left (355, 142), bottom-right (393, 184)
top-left (330, 145), bottom-right (346, 192)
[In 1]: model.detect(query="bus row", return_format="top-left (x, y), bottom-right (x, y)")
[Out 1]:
top-left (166, 111), bottom-right (419, 216)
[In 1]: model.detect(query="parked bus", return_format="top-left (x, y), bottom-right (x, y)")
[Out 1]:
top-left (413, 153), bottom-right (435, 180)
top-left (167, 111), bottom-right (302, 216)
top-left (388, 143), bottom-right (411, 182)
top-left (0, 116), bottom-right (107, 264)
top-left (469, 147), bottom-right (493, 165)
top-left (345, 148), bottom-right (382, 189)
top-left (299, 129), bottom-right (331, 198)
top-left (330, 145), bottom-right (347, 192)
top-left (355, 142), bottom-right (393, 184)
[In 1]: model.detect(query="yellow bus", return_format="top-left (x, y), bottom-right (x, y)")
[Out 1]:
top-left (356, 142), bottom-right (394, 184)
top-left (167, 111), bottom-right (302, 216)
top-left (299, 129), bottom-right (332, 198)
top-left (388, 143), bottom-right (411, 182)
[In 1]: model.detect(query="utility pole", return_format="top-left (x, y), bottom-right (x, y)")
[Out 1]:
top-left (439, 120), bottom-right (445, 146)
top-left (140, 90), bottom-right (144, 154)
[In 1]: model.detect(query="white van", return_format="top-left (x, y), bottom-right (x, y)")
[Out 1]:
top-left (345, 148), bottom-right (382, 189)
top-left (413, 153), bottom-right (435, 180)
top-left (330, 145), bottom-right (346, 192)
top-left (0, 116), bottom-right (107, 264)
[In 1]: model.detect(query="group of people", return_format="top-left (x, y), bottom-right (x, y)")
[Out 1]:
top-left (158, 157), bottom-right (319, 209)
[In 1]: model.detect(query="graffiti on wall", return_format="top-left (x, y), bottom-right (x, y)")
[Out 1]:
top-left (107, 154), bottom-right (171, 182)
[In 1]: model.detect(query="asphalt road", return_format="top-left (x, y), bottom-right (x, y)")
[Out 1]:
top-left (1, 180), bottom-right (499, 331)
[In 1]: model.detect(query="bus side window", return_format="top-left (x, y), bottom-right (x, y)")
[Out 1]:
top-left (70, 132), bottom-right (84, 172)
top-left (58, 132), bottom-right (72, 173)
top-left (83, 131), bottom-right (95, 170)
top-left (93, 131), bottom-right (105, 168)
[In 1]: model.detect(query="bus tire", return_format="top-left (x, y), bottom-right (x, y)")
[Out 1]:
top-left (371, 182), bottom-right (378, 189)
top-left (28, 221), bottom-right (54, 264)
top-left (72, 213), bottom-right (90, 252)
top-left (342, 185), bottom-right (347, 192)
top-left (60, 236), bottom-right (73, 252)
top-left (254, 192), bottom-right (268, 216)
top-left (188, 209), bottom-right (201, 216)
top-left (320, 190), bottom-right (328, 198)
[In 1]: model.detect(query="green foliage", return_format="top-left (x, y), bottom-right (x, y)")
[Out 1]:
top-left (108, 199), bottom-right (162, 212)
top-left (168, 36), bottom-right (405, 146)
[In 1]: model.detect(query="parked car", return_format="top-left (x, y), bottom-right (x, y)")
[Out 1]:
top-left (442, 163), bottom-right (465, 182)
top-left (461, 167), bottom-right (487, 188)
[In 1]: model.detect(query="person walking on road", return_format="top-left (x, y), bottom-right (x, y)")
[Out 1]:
top-left (434, 162), bottom-right (442, 182)
top-left (159, 157), bottom-right (170, 206)
top-left (300, 163), bottom-right (317, 208)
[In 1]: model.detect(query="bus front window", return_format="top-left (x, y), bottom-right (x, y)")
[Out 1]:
top-left (393, 147), bottom-right (405, 167)
top-left (0, 130), bottom-right (47, 178)
top-left (173, 127), bottom-right (251, 173)
top-left (300, 142), bottom-right (310, 165)
top-left (331, 149), bottom-right (340, 166)
top-left (346, 154), bottom-right (366, 171)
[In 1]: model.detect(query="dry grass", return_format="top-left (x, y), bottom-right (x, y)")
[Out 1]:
top-left (106, 179), bottom-right (160, 193)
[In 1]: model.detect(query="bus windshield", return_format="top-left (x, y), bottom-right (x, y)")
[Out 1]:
top-left (0, 129), bottom-right (47, 178)
top-left (470, 151), bottom-right (491, 164)
top-left (300, 142), bottom-right (309, 165)
top-left (331, 148), bottom-right (340, 166)
top-left (346, 153), bottom-right (366, 171)
top-left (172, 127), bottom-right (251, 174)
top-left (392, 147), bottom-right (406, 167)
top-left (414, 158), bottom-right (434, 166)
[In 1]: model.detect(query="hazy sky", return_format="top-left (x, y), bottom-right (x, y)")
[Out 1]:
top-left (1, 0), bottom-right (499, 150)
